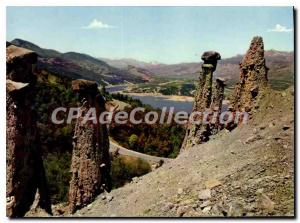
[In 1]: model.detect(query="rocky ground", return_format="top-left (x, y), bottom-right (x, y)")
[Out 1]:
top-left (65, 87), bottom-right (294, 217)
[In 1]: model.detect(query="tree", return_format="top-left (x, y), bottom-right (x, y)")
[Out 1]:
top-left (128, 134), bottom-right (138, 149)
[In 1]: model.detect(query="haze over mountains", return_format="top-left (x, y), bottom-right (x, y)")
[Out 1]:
top-left (102, 50), bottom-right (294, 82)
top-left (10, 38), bottom-right (294, 88)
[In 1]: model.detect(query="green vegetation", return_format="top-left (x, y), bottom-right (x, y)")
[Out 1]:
top-left (129, 134), bottom-right (139, 149)
top-left (44, 152), bottom-right (72, 204)
top-left (112, 92), bottom-right (152, 109)
top-left (269, 74), bottom-right (294, 91)
top-left (125, 68), bottom-right (294, 98)
top-left (34, 70), bottom-right (77, 204)
top-left (35, 70), bottom-right (78, 154)
top-left (110, 94), bottom-right (185, 158)
top-left (44, 149), bottom-right (152, 203)
top-left (110, 155), bottom-right (151, 188)
top-left (34, 70), bottom-right (156, 204)
top-left (126, 79), bottom-right (196, 96)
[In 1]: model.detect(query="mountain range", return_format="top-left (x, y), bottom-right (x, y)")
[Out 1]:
top-left (10, 38), bottom-right (294, 88)
top-left (9, 39), bottom-right (153, 85)
top-left (101, 50), bottom-right (294, 84)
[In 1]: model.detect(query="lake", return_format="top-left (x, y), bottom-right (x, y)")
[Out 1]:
top-left (106, 85), bottom-right (128, 93)
top-left (127, 95), bottom-right (228, 113)
top-left (106, 85), bottom-right (194, 113)
top-left (128, 95), bottom-right (193, 113)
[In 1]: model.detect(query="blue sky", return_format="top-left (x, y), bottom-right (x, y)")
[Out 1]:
top-left (7, 7), bottom-right (294, 64)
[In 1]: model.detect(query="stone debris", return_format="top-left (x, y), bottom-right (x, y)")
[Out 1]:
top-left (176, 206), bottom-right (188, 217)
top-left (198, 189), bottom-right (211, 200)
top-left (256, 190), bottom-right (275, 212)
top-left (204, 179), bottom-right (222, 189)
top-left (107, 195), bottom-right (114, 202)
top-left (200, 200), bottom-right (211, 208)
top-left (228, 201), bottom-right (245, 216)
top-left (244, 135), bottom-right (263, 144)
top-left (177, 188), bottom-right (184, 195)
top-left (132, 177), bottom-right (139, 183)
top-left (162, 202), bottom-right (174, 212)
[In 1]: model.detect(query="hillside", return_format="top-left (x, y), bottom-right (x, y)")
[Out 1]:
top-left (102, 50), bottom-right (294, 90)
top-left (10, 39), bottom-right (152, 85)
top-left (100, 58), bottom-right (151, 69)
top-left (71, 87), bottom-right (294, 217)
top-left (7, 38), bottom-right (294, 218)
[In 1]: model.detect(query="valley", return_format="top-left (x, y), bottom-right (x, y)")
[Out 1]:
top-left (6, 37), bottom-right (295, 217)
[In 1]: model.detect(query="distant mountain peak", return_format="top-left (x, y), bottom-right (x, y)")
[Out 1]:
top-left (11, 38), bottom-right (41, 49)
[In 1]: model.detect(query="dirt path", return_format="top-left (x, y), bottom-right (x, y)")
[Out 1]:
top-left (110, 141), bottom-right (171, 164)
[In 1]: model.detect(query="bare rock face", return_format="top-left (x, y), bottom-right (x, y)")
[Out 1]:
top-left (6, 45), bottom-right (38, 83)
top-left (6, 45), bottom-right (51, 217)
top-left (181, 51), bottom-right (224, 150)
top-left (232, 36), bottom-right (269, 112)
top-left (210, 78), bottom-right (226, 135)
top-left (201, 51), bottom-right (221, 72)
top-left (211, 78), bottom-right (226, 111)
top-left (68, 79), bottom-right (111, 214)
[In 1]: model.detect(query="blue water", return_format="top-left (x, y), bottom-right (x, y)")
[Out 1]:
top-left (128, 95), bottom-right (193, 113)
top-left (106, 86), bottom-right (194, 113)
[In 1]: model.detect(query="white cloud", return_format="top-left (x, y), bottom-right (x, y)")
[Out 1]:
top-left (82, 19), bottom-right (116, 29)
top-left (268, 24), bottom-right (293, 32)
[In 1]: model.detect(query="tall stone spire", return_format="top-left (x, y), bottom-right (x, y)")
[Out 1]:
top-left (6, 45), bottom-right (51, 217)
top-left (232, 36), bottom-right (269, 113)
top-left (181, 51), bottom-right (224, 150)
top-left (68, 79), bottom-right (111, 214)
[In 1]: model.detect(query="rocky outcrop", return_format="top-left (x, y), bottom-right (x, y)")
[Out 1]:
top-left (6, 45), bottom-right (51, 217)
top-left (232, 36), bottom-right (269, 112)
top-left (181, 51), bottom-right (224, 150)
top-left (210, 78), bottom-right (226, 135)
top-left (211, 78), bottom-right (226, 112)
top-left (182, 37), bottom-right (269, 150)
top-left (68, 79), bottom-right (111, 214)
top-left (75, 86), bottom-right (294, 217)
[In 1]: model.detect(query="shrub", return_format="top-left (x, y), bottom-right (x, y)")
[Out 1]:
top-left (110, 155), bottom-right (151, 188)
top-left (44, 152), bottom-right (72, 204)
top-left (128, 134), bottom-right (138, 149)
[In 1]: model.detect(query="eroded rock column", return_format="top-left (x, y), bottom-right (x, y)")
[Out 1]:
top-left (210, 78), bottom-right (226, 135)
top-left (181, 51), bottom-right (222, 150)
top-left (232, 36), bottom-right (269, 113)
top-left (68, 79), bottom-right (111, 214)
top-left (6, 45), bottom-right (51, 217)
